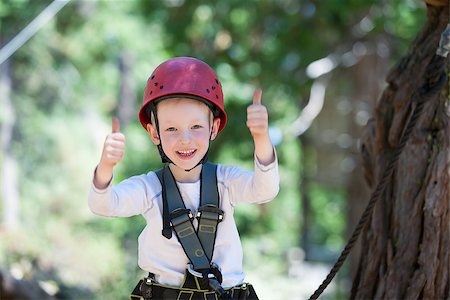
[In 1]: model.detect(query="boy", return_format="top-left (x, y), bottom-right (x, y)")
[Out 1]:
top-left (88, 57), bottom-right (279, 299)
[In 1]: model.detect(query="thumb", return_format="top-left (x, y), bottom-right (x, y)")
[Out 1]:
top-left (253, 88), bottom-right (262, 105)
top-left (112, 117), bottom-right (120, 133)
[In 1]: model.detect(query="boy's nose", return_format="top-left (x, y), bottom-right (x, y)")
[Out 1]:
top-left (179, 130), bottom-right (191, 143)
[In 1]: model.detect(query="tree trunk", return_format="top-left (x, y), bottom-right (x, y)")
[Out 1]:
top-left (347, 44), bottom-right (388, 280)
top-left (0, 57), bottom-right (20, 230)
top-left (116, 51), bottom-right (136, 128)
top-left (352, 4), bottom-right (449, 299)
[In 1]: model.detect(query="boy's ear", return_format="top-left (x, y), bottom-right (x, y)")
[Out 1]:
top-left (210, 118), bottom-right (221, 141)
top-left (146, 123), bottom-right (160, 145)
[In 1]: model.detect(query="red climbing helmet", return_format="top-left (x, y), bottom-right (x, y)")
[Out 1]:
top-left (138, 57), bottom-right (227, 132)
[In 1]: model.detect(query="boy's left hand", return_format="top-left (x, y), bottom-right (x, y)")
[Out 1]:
top-left (247, 88), bottom-right (269, 140)
top-left (247, 88), bottom-right (275, 165)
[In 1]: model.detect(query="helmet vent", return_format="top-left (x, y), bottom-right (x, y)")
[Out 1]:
top-left (206, 89), bottom-right (210, 93)
top-left (212, 86), bottom-right (216, 90)
top-left (149, 91), bottom-right (153, 95)
top-left (154, 82), bottom-right (158, 86)
top-left (215, 95), bottom-right (219, 99)
top-left (151, 75), bottom-right (155, 80)
top-left (160, 85), bottom-right (164, 89)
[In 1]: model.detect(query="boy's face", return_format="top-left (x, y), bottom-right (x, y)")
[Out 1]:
top-left (147, 98), bottom-right (220, 171)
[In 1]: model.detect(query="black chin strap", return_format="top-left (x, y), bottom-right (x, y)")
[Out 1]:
top-left (183, 132), bottom-right (213, 172)
top-left (149, 103), bottom-right (174, 165)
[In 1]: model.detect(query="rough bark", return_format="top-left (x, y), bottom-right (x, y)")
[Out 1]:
top-left (353, 4), bottom-right (449, 299)
top-left (347, 47), bottom-right (388, 278)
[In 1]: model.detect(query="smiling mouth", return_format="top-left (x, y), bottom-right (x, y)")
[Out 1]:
top-left (176, 149), bottom-right (197, 159)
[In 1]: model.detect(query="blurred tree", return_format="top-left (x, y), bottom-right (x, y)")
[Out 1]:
top-left (0, 0), bottom-right (437, 298)
top-left (0, 56), bottom-right (18, 230)
top-left (1, 1), bottom-right (166, 297)
top-left (0, 0), bottom-right (47, 231)
top-left (116, 51), bottom-right (136, 128)
top-left (353, 2), bottom-right (449, 299)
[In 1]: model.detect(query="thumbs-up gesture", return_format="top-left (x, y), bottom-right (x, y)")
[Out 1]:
top-left (247, 88), bottom-right (269, 140)
top-left (102, 117), bottom-right (126, 167)
top-left (247, 88), bottom-right (275, 165)
top-left (94, 117), bottom-right (126, 189)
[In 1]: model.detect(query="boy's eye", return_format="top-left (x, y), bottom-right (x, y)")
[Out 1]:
top-left (166, 127), bottom-right (177, 132)
top-left (192, 125), bottom-right (202, 129)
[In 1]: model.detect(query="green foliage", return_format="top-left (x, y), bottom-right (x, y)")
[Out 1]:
top-left (308, 184), bottom-right (346, 252)
top-left (0, 0), bottom-right (427, 298)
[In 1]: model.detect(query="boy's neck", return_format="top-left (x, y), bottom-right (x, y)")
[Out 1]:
top-left (169, 164), bottom-right (202, 183)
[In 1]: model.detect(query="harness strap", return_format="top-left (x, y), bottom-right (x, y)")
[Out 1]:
top-left (134, 164), bottom-right (255, 299)
top-left (170, 207), bottom-right (210, 270)
top-left (198, 164), bottom-right (222, 261)
top-left (131, 273), bottom-right (258, 300)
top-left (156, 166), bottom-right (172, 239)
top-left (155, 163), bottom-right (223, 270)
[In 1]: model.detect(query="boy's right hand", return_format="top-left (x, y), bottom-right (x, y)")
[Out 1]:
top-left (93, 117), bottom-right (126, 189)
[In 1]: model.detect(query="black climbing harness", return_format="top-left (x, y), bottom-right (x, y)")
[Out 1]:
top-left (158, 163), bottom-right (225, 294)
top-left (131, 163), bottom-right (259, 299)
top-left (309, 20), bottom-right (450, 300)
top-left (131, 273), bottom-right (257, 300)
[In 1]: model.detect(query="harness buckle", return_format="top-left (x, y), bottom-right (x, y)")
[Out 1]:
top-left (170, 208), bottom-right (193, 227)
top-left (187, 263), bottom-right (204, 278)
top-left (196, 204), bottom-right (224, 222)
top-left (139, 278), bottom-right (153, 299)
top-left (187, 263), bottom-right (228, 298)
top-left (187, 263), bottom-right (223, 282)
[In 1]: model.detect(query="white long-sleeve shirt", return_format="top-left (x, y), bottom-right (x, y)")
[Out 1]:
top-left (88, 157), bottom-right (279, 288)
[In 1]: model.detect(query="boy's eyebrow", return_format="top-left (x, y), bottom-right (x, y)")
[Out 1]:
top-left (159, 118), bottom-right (210, 126)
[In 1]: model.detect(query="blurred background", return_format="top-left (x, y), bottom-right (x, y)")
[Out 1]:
top-left (0, 0), bottom-right (427, 299)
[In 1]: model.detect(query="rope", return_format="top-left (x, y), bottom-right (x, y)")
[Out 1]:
top-left (0, 0), bottom-right (72, 65)
top-left (308, 28), bottom-right (449, 299)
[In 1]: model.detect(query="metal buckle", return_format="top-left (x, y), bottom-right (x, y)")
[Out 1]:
top-left (169, 208), bottom-right (193, 227)
top-left (187, 263), bottom-right (204, 278)
top-left (196, 205), bottom-right (224, 222)
top-left (186, 263), bottom-right (222, 279)
top-left (144, 276), bottom-right (154, 284)
top-left (139, 278), bottom-right (153, 299)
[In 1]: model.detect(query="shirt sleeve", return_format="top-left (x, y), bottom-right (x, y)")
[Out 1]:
top-left (219, 148), bottom-right (280, 206)
top-left (88, 172), bottom-right (157, 217)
